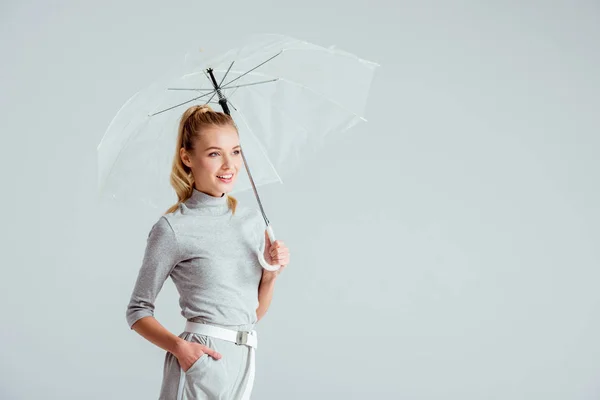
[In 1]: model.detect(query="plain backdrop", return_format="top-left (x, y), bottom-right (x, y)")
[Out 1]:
top-left (1, 1), bottom-right (599, 399)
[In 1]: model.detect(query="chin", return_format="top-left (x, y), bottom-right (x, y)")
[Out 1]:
top-left (215, 179), bottom-right (237, 189)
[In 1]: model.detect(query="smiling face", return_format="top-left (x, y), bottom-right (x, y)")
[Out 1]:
top-left (180, 124), bottom-right (242, 197)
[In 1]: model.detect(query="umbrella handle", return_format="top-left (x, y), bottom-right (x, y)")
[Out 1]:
top-left (258, 223), bottom-right (282, 271)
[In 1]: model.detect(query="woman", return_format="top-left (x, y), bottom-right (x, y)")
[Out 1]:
top-left (125, 104), bottom-right (290, 400)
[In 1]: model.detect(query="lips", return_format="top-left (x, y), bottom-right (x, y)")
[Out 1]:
top-left (217, 173), bottom-right (234, 183)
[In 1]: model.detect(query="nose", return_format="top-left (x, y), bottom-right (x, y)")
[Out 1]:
top-left (221, 154), bottom-right (234, 169)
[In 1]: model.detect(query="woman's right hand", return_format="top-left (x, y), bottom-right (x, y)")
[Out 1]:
top-left (174, 339), bottom-right (222, 372)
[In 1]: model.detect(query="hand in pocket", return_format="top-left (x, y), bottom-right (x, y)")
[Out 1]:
top-left (175, 340), bottom-right (222, 372)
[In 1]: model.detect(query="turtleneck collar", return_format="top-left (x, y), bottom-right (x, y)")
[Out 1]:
top-left (181, 187), bottom-right (230, 216)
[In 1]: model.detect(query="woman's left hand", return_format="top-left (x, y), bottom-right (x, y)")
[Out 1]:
top-left (263, 230), bottom-right (290, 276)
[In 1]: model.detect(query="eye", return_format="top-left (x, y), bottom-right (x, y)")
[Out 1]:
top-left (233, 150), bottom-right (241, 155)
top-left (209, 152), bottom-right (219, 157)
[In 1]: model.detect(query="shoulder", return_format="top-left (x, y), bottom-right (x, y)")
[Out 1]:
top-left (233, 205), bottom-right (265, 246)
top-left (158, 206), bottom-right (187, 229)
top-left (234, 204), bottom-right (263, 226)
top-left (147, 214), bottom-right (177, 240)
top-left (233, 205), bottom-right (265, 243)
top-left (143, 215), bottom-right (181, 261)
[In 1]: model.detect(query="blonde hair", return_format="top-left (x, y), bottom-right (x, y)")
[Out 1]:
top-left (164, 104), bottom-right (238, 215)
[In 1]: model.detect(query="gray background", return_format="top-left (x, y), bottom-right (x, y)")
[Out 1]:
top-left (1, 1), bottom-right (599, 399)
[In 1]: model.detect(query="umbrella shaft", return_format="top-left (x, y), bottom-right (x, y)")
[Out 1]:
top-left (240, 146), bottom-right (270, 227)
top-left (206, 67), bottom-right (270, 228)
top-left (218, 99), bottom-right (230, 114)
top-left (206, 68), bottom-right (225, 100)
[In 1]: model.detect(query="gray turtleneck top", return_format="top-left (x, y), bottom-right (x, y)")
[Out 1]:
top-left (125, 188), bottom-right (266, 329)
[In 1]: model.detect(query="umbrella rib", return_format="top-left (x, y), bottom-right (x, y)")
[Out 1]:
top-left (205, 91), bottom-right (217, 105)
top-left (221, 50), bottom-right (283, 89)
top-left (221, 78), bottom-right (278, 90)
top-left (226, 98), bottom-right (238, 112)
top-left (149, 90), bottom-right (216, 116)
top-left (167, 88), bottom-right (214, 91)
top-left (225, 71), bottom-right (367, 122)
top-left (220, 86), bottom-right (241, 108)
top-left (218, 61), bottom-right (235, 88)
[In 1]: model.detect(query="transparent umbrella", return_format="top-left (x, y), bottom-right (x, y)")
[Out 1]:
top-left (97, 33), bottom-right (379, 270)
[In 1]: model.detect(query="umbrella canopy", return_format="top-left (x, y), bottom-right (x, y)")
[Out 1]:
top-left (97, 33), bottom-right (379, 270)
top-left (97, 34), bottom-right (378, 209)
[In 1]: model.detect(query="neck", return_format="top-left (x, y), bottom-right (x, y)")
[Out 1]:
top-left (182, 187), bottom-right (230, 215)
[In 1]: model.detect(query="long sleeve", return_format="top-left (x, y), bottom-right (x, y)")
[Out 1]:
top-left (125, 216), bottom-right (181, 329)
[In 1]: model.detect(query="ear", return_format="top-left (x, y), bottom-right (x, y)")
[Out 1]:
top-left (180, 147), bottom-right (192, 168)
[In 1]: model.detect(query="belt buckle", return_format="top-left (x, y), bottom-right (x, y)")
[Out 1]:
top-left (236, 331), bottom-right (249, 345)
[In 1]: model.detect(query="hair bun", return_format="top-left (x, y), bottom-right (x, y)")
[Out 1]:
top-left (195, 104), bottom-right (213, 114)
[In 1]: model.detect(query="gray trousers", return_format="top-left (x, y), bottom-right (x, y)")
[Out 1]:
top-left (158, 322), bottom-right (257, 400)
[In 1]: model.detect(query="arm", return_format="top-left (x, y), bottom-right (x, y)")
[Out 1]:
top-left (130, 316), bottom-right (186, 354)
top-left (126, 216), bottom-right (184, 353)
top-left (256, 273), bottom-right (278, 322)
top-left (255, 226), bottom-right (290, 321)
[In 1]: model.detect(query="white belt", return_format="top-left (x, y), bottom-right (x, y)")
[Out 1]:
top-left (184, 321), bottom-right (258, 349)
top-left (177, 321), bottom-right (258, 400)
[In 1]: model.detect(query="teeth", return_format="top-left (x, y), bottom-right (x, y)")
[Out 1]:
top-left (218, 174), bottom-right (233, 179)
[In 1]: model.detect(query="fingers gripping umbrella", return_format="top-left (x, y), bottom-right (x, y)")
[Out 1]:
top-left (97, 34), bottom-right (379, 271)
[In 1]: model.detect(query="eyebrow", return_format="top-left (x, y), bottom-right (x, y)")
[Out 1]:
top-left (204, 145), bottom-right (241, 151)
